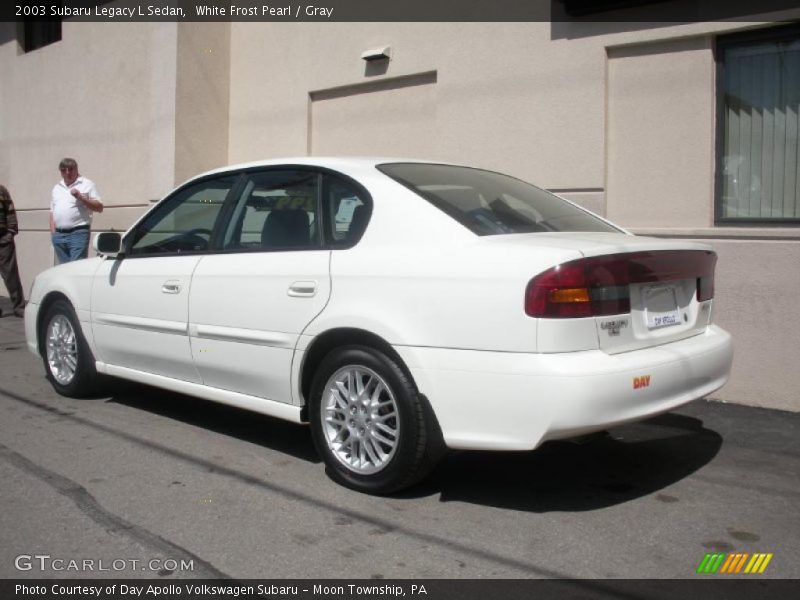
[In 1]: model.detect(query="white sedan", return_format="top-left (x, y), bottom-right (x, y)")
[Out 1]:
top-left (25, 158), bottom-right (733, 493)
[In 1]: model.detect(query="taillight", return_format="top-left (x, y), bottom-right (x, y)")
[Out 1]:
top-left (697, 275), bottom-right (714, 302)
top-left (525, 250), bottom-right (716, 318)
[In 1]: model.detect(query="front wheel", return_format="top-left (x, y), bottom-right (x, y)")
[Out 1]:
top-left (309, 345), bottom-right (440, 494)
top-left (41, 299), bottom-right (99, 397)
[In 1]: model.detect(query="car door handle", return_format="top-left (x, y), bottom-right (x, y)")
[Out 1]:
top-left (288, 281), bottom-right (317, 297)
top-left (162, 281), bottom-right (182, 294)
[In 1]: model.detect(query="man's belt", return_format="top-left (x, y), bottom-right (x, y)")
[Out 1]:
top-left (54, 224), bottom-right (90, 234)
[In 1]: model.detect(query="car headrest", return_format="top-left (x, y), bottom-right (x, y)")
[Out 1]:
top-left (261, 209), bottom-right (310, 248)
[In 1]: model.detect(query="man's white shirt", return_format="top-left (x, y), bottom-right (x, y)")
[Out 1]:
top-left (51, 176), bottom-right (102, 229)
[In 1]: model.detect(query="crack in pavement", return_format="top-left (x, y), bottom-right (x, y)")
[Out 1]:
top-left (0, 387), bottom-right (654, 596)
top-left (1, 387), bottom-right (566, 577)
top-left (0, 442), bottom-right (231, 579)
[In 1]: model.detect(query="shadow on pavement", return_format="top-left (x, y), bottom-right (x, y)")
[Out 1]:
top-left (103, 376), bottom-right (721, 511)
top-left (405, 412), bottom-right (722, 511)
top-left (104, 379), bottom-right (320, 464)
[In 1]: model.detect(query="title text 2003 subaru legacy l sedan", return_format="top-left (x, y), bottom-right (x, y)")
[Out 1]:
top-left (25, 158), bottom-right (733, 493)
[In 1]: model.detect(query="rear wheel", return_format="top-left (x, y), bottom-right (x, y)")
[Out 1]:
top-left (309, 345), bottom-right (440, 494)
top-left (41, 299), bottom-right (98, 397)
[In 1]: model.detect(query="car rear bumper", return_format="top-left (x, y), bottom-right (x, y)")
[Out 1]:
top-left (396, 325), bottom-right (733, 451)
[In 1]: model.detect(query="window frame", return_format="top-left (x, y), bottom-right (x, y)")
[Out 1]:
top-left (320, 172), bottom-right (374, 250)
top-left (377, 162), bottom-right (622, 236)
top-left (210, 165), bottom-right (373, 254)
top-left (714, 23), bottom-right (800, 226)
top-left (123, 173), bottom-right (244, 258)
top-left (217, 168), bottom-right (324, 254)
top-left (121, 165), bottom-right (374, 259)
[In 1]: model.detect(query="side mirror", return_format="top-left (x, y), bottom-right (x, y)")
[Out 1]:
top-left (94, 232), bottom-right (123, 257)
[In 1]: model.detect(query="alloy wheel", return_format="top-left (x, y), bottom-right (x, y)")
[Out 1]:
top-left (46, 314), bottom-right (78, 385)
top-left (320, 365), bottom-right (400, 474)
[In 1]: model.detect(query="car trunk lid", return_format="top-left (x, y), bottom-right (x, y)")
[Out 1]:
top-left (497, 233), bottom-right (717, 354)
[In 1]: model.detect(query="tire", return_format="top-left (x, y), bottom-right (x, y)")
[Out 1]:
top-left (40, 299), bottom-right (98, 397)
top-left (309, 345), bottom-right (441, 494)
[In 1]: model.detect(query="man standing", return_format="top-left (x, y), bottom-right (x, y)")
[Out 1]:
top-left (50, 158), bottom-right (103, 263)
top-left (0, 184), bottom-right (26, 317)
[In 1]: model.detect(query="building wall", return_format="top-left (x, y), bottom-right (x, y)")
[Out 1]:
top-left (227, 23), bottom-right (608, 203)
top-left (0, 21), bottom-right (231, 287)
top-left (0, 21), bottom-right (181, 287)
top-left (606, 36), bottom-right (715, 228)
top-left (2, 17), bottom-right (799, 411)
top-left (174, 22), bottom-right (231, 185)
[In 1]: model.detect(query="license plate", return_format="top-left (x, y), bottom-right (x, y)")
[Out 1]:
top-left (643, 285), bottom-right (680, 330)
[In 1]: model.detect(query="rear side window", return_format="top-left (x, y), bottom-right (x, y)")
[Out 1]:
top-left (323, 175), bottom-right (372, 247)
top-left (222, 170), bottom-right (319, 251)
top-left (378, 163), bottom-right (620, 235)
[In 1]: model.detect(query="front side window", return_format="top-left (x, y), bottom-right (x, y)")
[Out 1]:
top-left (378, 163), bottom-right (619, 235)
top-left (717, 26), bottom-right (800, 223)
top-left (128, 175), bottom-right (237, 256)
top-left (222, 170), bottom-right (319, 251)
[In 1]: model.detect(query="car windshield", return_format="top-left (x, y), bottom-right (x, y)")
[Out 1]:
top-left (378, 163), bottom-right (620, 236)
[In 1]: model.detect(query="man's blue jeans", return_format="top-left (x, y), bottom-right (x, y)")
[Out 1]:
top-left (52, 229), bottom-right (90, 263)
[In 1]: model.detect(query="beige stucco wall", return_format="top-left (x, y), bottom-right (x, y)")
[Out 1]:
top-left (2, 17), bottom-right (799, 412)
top-left (174, 22), bottom-right (231, 185)
top-left (0, 21), bottom-right (181, 289)
top-left (710, 239), bottom-right (800, 412)
top-left (607, 37), bottom-right (716, 228)
top-left (0, 21), bottom-right (233, 291)
top-left (228, 23), bottom-right (608, 191)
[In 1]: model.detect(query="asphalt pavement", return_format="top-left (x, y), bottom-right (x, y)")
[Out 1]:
top-left (0, 294), bottom-right (798, 581)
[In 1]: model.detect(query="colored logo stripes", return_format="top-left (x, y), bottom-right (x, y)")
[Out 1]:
top-left (696, 552), bottom-right (773, 574)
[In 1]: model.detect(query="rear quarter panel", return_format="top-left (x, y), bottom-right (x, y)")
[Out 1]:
top-left (304, 174), bottom-right (583, 352)
top-left (307, 173), bottom-right (719, 356)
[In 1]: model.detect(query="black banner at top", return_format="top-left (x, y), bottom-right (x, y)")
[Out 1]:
top-left (5, 0), bottom-right (800, 22)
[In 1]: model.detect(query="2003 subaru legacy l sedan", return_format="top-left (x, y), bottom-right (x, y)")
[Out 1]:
top-left (24, 158), bottom-right (733, 493)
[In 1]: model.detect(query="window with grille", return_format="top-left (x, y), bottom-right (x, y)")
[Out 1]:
top-left (717, 25), bottom-right (800, 224)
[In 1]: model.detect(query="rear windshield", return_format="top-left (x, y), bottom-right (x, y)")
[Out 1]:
top-left (378, 163), bottom-right (620, 236)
